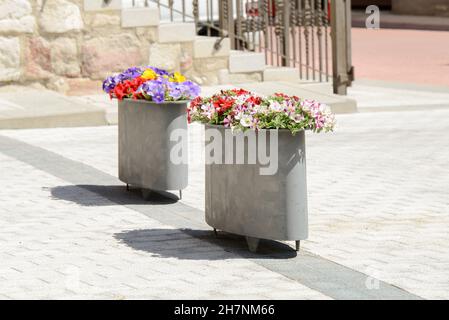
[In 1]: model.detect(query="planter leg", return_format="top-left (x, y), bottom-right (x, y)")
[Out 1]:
top-left (126, 184), bottom-right (130, 191)
top-left (246, 237), bottom-right (260, 253)
top-left (213, 228), bottom-right (218, 238)
top-left (179, 190), bottom-right (182, 200)
top-left (295, 240), bottom-right (300, 251)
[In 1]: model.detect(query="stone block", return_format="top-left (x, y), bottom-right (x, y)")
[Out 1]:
top-left (0, 0), bottom-right (34, 34)
top-left (193, 36), bottom-right (230, 59)
top-left (263, 67), bottom-right (300, 82)
top-left (39, 0), bottom-right (83, 33)
top-left (148, 43), bottom-right (181, 71)
top-left (193, 57), bottom-right (228, 72)
top-left (229, 51), bottom-right (265, 73)
top-left (158, 23), bottom-right (196, 43)
top-left (0, 16), bottom-right (35, 34)
top-left (0, 37), bottom-right (21, 82)
top-left (51, 37), bottom-right (80, 77)
top-left (121, 7), bottom-right (159, 28)
top-left (85, 13), bottom-right (121, 28)
top-left (24, 37), bottom-right (52, 80)
top-left (82, 33), bottom-right (145, 79)
top-left (0, 0), bottom-right (32, 19)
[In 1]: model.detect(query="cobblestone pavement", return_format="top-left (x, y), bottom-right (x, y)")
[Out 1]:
top-left (1, 108), bottom-right (449, 299)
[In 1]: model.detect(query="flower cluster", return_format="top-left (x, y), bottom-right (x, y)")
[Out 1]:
top-left (188, 89), bottom-right (335, 134)
top-left (102, 66), bottom-right (200, 103)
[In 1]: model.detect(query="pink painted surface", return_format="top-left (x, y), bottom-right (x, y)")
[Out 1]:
top-left (352, 28), bottom-right (449, 87)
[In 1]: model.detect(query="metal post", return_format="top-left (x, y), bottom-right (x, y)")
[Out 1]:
top-left (219, 0), bottom-right (235, 49)
top-left (331, 0), bottom-right (354, 95)
top-left (282, 0), bottom-right (291, 66)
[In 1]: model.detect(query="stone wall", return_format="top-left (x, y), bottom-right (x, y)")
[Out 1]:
top-left (0, 0), bottom-right (202, 93)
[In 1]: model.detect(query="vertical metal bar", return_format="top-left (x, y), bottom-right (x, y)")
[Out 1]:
top-left (331, 0), bottom-right (353, 94)
top-left (219, 0), bottom-right (226, 37)
top-left (282, 0), bottom-right (291, 66)
top-left (193, 0), bottom-right (199, 29)
top-left (207, 0), bottom-right (211, 36)
top-left (182, 0), bottom-right (186, 22)
top-left (257, 1), bottom-right (267, 53)
top-left (263, 0), bottom-right (269, 63)
top-left (270, 1), bottom-right (274, 65)
top-left (274, 0), bottom-right (282, 66)
top-left (346, 0), bottom-right (353, 85)
top-left (311, 0), bottom-right (315, 80)
top-left (229, 0), bottom-right (235, 50)
top-left (298, 0), bottom-right (302, 78)
top-left (220, 0), bottom-right (235, 49)
top-left (169, 0), bottom-right (173, 22)
top-left (324, 0), bottom-right (329, 81)
top-left (252, 0), bottom-right (257, 51)
top-left (317, 0), bottom-right (323, 81)
top-left (304, 0), bottom-right (310, 79)
top-left (290, 0), bottom-right (297, 68)
top-left (210, 0), bottom-right (214, 36)
top-left (236, 0), bottom-right (242, 50)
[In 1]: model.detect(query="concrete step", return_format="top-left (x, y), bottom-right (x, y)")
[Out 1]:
top-left (0, 87), bottom-right (109, 129)
top-left (200, 81), bottom-right (358, 114)
top-left (229, 50), bottom-right (266, 73)
top-left (193, 36), bottom-right (231, 59)
top-left (263, 67), bottom-right (300, 82)
top-left (121, 7), bottom-right (159, 28)
top-left (158, 22), bottom-right (196, 43)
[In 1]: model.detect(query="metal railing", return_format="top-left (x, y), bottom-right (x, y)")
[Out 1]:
top-left (219, 0), bottom-right (332, 82)
top-left (126, 0), bottom-right (353, 94)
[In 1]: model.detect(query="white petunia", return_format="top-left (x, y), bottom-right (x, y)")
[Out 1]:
top-left (240, 114), bottom-right (253, 127)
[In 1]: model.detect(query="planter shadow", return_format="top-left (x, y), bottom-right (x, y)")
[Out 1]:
top-left (114, 228), bottom-right (297, 260)
top-left (50, 185), bottom-right (179, 206)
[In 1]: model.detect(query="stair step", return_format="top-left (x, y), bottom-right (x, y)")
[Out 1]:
top-left (238, 81), bottom-right (358, 114)
top-left (158, 22), bottom-right (196, 43)
top-left (121, 7), bottom-right (159, 28)
top-left (229, 50), bottom-right (266, 73)
top-left (193, 36), bottom-right (230, 59)
top-left (263, 67), bottom-right (299, 82)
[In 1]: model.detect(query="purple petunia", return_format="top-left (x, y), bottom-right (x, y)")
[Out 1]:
top-left (103, 66), bottom-right (201, 103)
top-left (102, 67), bottom-right (144, 94)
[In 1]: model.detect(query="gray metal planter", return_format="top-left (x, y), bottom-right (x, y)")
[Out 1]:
top-left (205, 124), bottom-right (308, 252)
top-left (118, 99), bottom-right (188, 198)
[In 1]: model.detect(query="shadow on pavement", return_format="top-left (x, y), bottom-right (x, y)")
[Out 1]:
top-left (50, 185), bottom-right (179, 206)
top-left (114, 228), bottom-right (297, 260)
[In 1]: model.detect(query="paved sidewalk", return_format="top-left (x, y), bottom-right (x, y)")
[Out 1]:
top-left (0, 82), bottom-right (356, 129)
top-left (348, 80), bottom-right (449, 112)
top-left (1, 108), bottom-right (449, 299)
top-left (352, 28), bottom-right (449, 87)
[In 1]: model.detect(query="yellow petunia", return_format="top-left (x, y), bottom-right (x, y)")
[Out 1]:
top-left (141, 69), bottom-right (157, 80)
top-left (170, 72), bottom-right (186, 83)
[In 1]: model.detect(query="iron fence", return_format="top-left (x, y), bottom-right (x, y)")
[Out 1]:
top-left (125, 0), bottom-right (353, 93)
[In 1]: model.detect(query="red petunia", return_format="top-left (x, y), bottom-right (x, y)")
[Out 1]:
top-left (213, 97), bottom-right (235, 113)
top-left (113, 77), bottom-right (146, 101)
top-left (246, 96), bottom-right (262, 105)
top-left (232, 88), bottom-right (249, 96)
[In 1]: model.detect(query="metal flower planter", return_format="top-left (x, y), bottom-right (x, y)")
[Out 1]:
top-left (205, 125), bottom-right (308, 252)
top-left (118, 99), bottom-right (188, 198)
